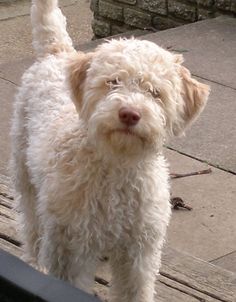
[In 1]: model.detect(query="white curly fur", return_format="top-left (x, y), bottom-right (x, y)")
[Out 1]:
top-left (10, 1), bottom-right (210, 301)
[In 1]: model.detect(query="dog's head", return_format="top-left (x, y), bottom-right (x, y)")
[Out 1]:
top-left (68, 39), bottom-right (210, 158)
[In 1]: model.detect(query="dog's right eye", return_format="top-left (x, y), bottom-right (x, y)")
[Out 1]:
top-left (149, 89), bottom-right (160, 99)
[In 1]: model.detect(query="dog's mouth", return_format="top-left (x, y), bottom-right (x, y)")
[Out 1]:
top-left (109, 128), bottom-right (141, 139)
top-left (112, 128), bottom-right (136, 135)
top-left (104, 127), bottom-right (146, 155)
top-left (108, 127), bottom-right (147, 147)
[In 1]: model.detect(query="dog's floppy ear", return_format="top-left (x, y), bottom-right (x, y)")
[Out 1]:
top-left (174, 65), bottom-right (210, 135)
top-left (68, 52), bottom-right (93, 112)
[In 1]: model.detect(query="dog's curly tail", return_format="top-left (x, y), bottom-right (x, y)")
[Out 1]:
top-left (31, 0), bottom-right (75, 57)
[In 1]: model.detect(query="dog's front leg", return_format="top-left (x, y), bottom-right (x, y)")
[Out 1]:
top-left (110, 248), bottom-right (160, 302)
top-left (38, 220), bottom-right (97, 293)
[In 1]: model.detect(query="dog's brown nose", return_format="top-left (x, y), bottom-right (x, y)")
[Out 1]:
top-left (119, 107), bottom-right (141, 126)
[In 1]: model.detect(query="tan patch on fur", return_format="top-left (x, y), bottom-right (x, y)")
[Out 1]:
top-left (48, 44), bottom-right (74, 55)
top-left (68, 52), bottom-right (94, 112)
top-left (180, 66), bottom-right (210, 123)
top-left (81, 83), bottom-right (110, 121)
top-left (174, 54), bottom-right (184, 64)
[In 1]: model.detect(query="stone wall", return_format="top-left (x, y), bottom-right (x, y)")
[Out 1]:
top-left (91, 0), bottom-right (236, 37)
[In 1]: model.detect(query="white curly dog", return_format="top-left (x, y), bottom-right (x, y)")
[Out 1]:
top-left (10, 0), bottom-right (210, 301)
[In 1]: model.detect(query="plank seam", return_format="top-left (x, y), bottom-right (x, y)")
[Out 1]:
top-left (0, 233), bottom-right (21, 247)
top-left (159, 278), bottom-right (220, 302)
top-left (160, 271), bottom-right (233, 302)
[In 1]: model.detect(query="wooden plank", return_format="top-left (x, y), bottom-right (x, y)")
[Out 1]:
top-left (161, 247), bottom-right (236, 302)
top-left (0, 175), bottom-right (20, 250)
top-left (93, 280), bottom-right (205, 302)
top-left (95, 260), bottom-right (220, 302)
top-left (0, 194), bottom-right (14, 209)
top-left (93, 274), bottom-right (204, 302)
top-left (0, 174), bottom-right (14, 209)
top-left (0, 174), bottom-right (235, 301)
top-left (157, 275), bottom-right (221, 302)
top-left (0, 238), bottom-right (22, 258)
top-left (156, 279), bottom-right (204, 302)
top-left (0, 203), bottom-right (17, 220)
top-left (0, 213), bottom-right (20, 245)
top-left (0, 174), bottom-right (13, 198)
top-left (0, 175), bottom-right (23, 269)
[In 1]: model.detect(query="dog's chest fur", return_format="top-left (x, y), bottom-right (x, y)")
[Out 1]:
top-left (42, 149), bottom-right (171, 254)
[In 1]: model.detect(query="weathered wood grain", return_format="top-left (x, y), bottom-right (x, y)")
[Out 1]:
top-left (0, 194), bottom-right (14, 209)
top-left (1, 174), bottom-right (236, 302)
top-left (0, 213), bottom-right (19, 245)
top-left (95, 259), bottom-right (222, 302)
top-left (0, 238), bottom-right (22, 258)
top-left (158, 275), bottom-right (221, 302)
top-left (0, 175), bottom-right (14, 210)
top-left (156, 278), bottom-right (204, 302)
top-left (94, 279), bottom-right (207, 302)
top-left (0, 174), bottom-right (13, 198)
top-left (161, 248), bottom-right (236, 302)
top-left (0, 203), bottom-right (17, 220)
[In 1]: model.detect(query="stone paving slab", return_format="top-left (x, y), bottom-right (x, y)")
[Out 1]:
top-left (0, 58), bottom-right (32, 85)
top-left (144, 16), bottom-right (236, 89)
top-left (0, 0), bottom-right (76, 21)
top-left (211, 251), bottom-right (236, 273)
top-left (165, 148), bottom-right (236, 269)
top-left (0, 0), bottom-right (93, 64)
top-left (142, 17), bottom-right (236, 173)
top-left (0, 79), bottom-right (16, 175)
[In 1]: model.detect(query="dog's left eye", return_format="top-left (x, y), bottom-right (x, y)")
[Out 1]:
top-left (106, 79), bottom-right (118, 86)
top-left (106, 79), bottom-right (119, 87)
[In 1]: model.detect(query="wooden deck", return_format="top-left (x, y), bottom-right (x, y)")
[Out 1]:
top-left (0, 175), bottom-right (235, 302)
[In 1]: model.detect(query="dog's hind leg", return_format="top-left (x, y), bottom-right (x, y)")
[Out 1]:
top-left (10, 158), bottom-right (40, 268)
top-left (10, 92), bottom-right (40, 267)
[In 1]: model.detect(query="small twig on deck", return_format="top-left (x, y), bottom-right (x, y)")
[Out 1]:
top-left (170, 168), bottom-right (212, 179)
top-left (170, 197), bottom-right (192, 211)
